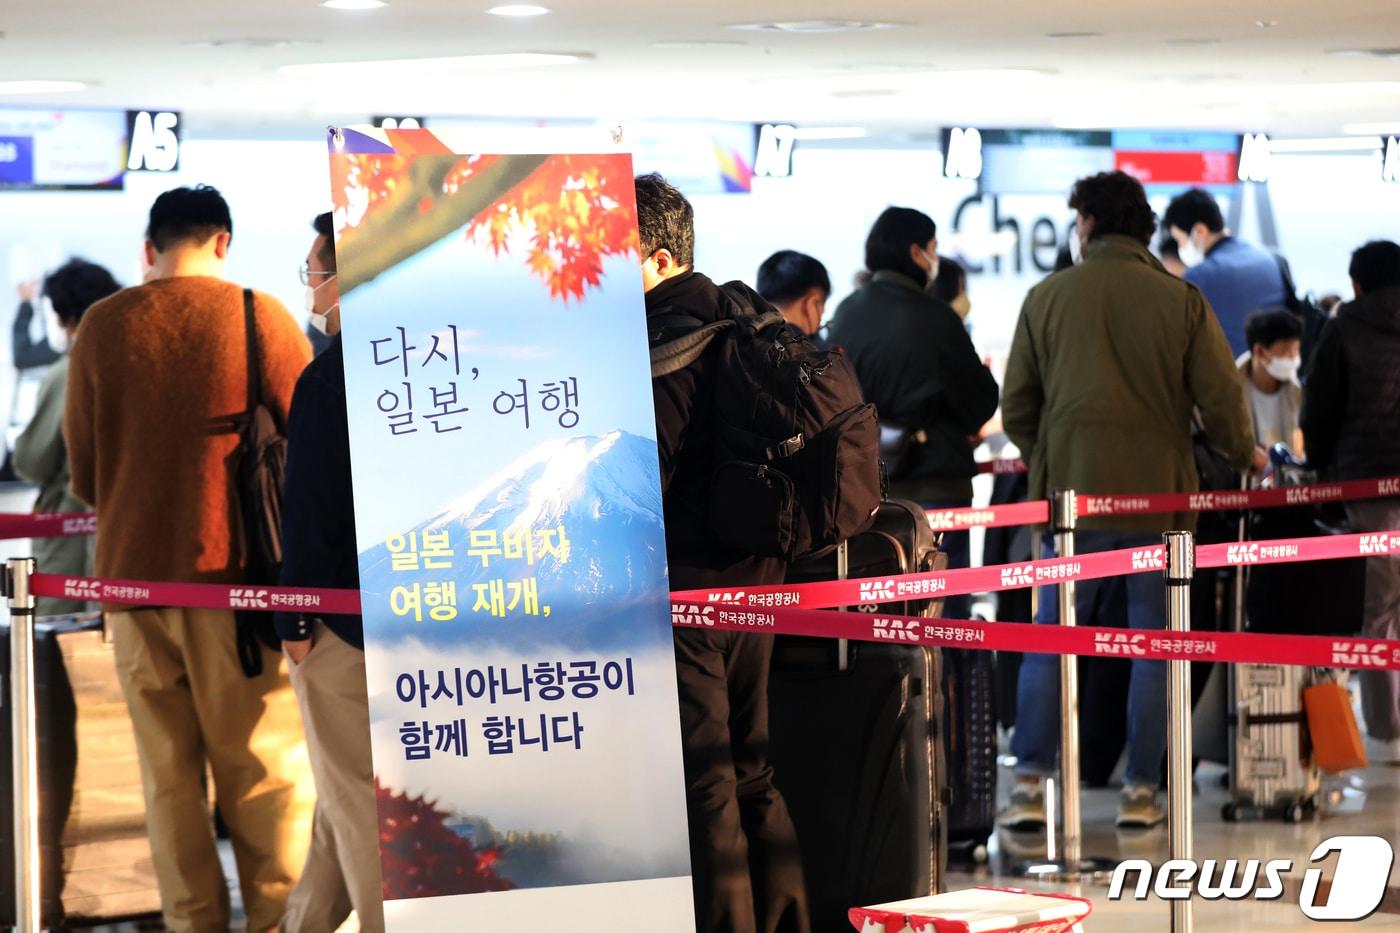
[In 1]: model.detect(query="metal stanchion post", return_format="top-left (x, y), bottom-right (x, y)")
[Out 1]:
top-left (1165, 533), bottom-right (1196, 933)
top-left (1053, 490), bottom-right (1082, 870)
top-left (1018, 491), bottom-right (1113, 881)
top-left (7, 558), bottom-right (40, 933)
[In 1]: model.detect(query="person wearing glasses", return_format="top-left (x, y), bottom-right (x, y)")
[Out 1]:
top-left (300, 255), bottom-right (336, 357)
top-left (276, 212), bottom-right (384, 933)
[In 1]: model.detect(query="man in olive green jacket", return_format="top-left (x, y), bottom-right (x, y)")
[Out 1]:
top-left (1000, 171), bottom-right (1255, 831)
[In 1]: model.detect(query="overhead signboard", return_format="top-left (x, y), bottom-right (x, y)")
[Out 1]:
top-left (977, 129), bottom-right (1115, 196)
top-left (0, 109), bottom-right (127, 190)
top-left (959, 127), bottom-right (1249, 196)
top-left (1111, 131), bottom-right (1239, 188)
top-left (623, 121), bottom-right (757, 194)
top-left (125, 110), bottom-right (182, 173)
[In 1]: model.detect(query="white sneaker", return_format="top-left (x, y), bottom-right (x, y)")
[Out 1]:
top-left (1365, 737), bottom-right (1400, 764)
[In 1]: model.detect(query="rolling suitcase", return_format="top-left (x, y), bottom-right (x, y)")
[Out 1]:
top-left (770, 499), bottom-right (946, 933)
top-left (0, 614), bottom-right (163, 927)
top-left (1225, 464), bottom-right (1325, 823)
top-left (940, 647), bottom-right (998, 865)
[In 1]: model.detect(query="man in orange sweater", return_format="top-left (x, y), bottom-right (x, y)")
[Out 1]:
top-left (64, 185), bottom-right (314, 933)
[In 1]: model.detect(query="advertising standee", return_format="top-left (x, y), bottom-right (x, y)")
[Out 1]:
top-left (328, 126), bottom-right (693, 930)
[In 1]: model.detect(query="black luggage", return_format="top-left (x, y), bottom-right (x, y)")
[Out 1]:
top-left (770, 499), bottom-right (946, 933)
top-left (940, 647), bottom-right (998, 865)
top-left (1, 614), bottom-right (163, 927)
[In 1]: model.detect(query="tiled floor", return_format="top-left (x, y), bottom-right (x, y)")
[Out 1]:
top-left (945, 756), bottom-right (1400, 930)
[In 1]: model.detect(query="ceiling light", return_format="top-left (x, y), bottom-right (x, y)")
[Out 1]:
top-left (1166, 37), bottom-right (1221, 46)
top-left (1255, 20), bottom-right (1278, 28)
top-left (650, 40), bottom-right (746, 49)
top-left (0, 80), bottom-right (88, 95)
top-left (730, 20), bottom-right (900, 34)
top-left (791, 126), bottom-right (868, 140)
top-left (280, 52), bottom-right (585, 78)
top-left (1045, 31), bottom-right (1101, 39)
top-left (188, 37), bottom-right (316, 49)
top-left (488, 4), bottom-right (549, 15)
top-left (1269, 137), bottom-right (1383, 153)
top-left (1344, 122), bottom-right (1400, 135)
top-left (322, 0), bottom-right (387, 9)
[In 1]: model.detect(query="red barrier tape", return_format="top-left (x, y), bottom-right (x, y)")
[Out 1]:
top-left (26, 526), bottom-right (1400, 672)
top-left (671, 530), bottom-right (1400, 611)
top-left (929, 475), bottom-right (1400, 529)
top-left (976, 458), bottom-right (1029, 475)
top-left (30, 574), bottom-right (362, 615)
top-left (4, 476), bottom-right (1397, 539)
top-left (684, 605), bottom-right (1400, 674)
top-left (0, 513), bottom-right (95, 540)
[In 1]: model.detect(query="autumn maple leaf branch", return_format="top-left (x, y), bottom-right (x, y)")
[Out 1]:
top-left (336, 153), bottom-right (551, 296)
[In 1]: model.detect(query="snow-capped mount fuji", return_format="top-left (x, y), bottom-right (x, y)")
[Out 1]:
top-left (359, 431), bottom-right (672, 650)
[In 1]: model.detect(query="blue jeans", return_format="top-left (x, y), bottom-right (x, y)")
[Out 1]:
top-left (924, 499), bottom-right (971, 620)
top-left (1011, 531), bottom-right (1168, 787)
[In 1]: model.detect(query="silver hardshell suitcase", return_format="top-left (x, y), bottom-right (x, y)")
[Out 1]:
top-left (1224, 663), bottom-right (1322, 822)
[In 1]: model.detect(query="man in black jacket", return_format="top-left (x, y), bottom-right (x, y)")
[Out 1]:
top-left (276, 213), bottom-right (384, 933)
top-left (1302, 239), bottom-right (1400, 763)
top-left (638, 174), bottom-right (808, 933)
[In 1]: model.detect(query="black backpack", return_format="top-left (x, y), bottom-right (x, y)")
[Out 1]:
top-left (1274, 254), bottom-right (1328, 367)
top-left (650, 282), bottom-right (882, 561)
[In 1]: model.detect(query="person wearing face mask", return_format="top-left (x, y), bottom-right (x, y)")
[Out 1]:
top-left (276, 212), bottom-right (384, 933)
top-left (12, 259), bottom-right (119, 615)
top-left (828, 208), bottom-right (999, 619)
top-left (1237, 310), bottom-right (1305, 453)
top-left (756, 249), bottom-right (831, 340)
top-left (1164, 188), bottom-right (1287, 358)
top-left (930, 255), bottom-right (973, 322)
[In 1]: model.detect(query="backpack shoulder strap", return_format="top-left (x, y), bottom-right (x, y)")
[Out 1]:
top-left (243, 288), bottom-right (262, 414)
top-left (650, 320), bottom-right (733, 378)
top-left (718, 281), bottom-right (787, 334)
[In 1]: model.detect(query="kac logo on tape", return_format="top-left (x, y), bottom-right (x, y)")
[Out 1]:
top-left (671, 604), bottom-right (715, 627)
top-left (1331, 641), bottom-right (1398, 668)
top-left (706, 591), bottom-right (747, 606)
top-left (63, 578), bottom-right (102, 601)
top-left (1109, 836), bottom-right (1394, 921)
top-left (1000, 565), bottom-right (1035, 588)
top-left (859, 579), bottom-right (897, 603)
top-left (872, 618), bottom-right (920, 642)
top-left (1359, 534), bottom-right (1400, 555)
top-left (1095, 633), bottom-right (1147, 657)
top-left (229, 588), bottom-right (270, 610)
top-left (1131, 548), bottom-right (1165, 570)
top-left (62, 516), bottom-right (97, 537)
top-left (1381, 478), bottom-right (1400, 496)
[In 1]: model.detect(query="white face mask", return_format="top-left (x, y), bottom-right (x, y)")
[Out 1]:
top-left (1178, 234), bottom-right (1206, 268)
top-left (305, 278), bottom-right (338, 336)
top-left (1068, 231), bottom-right (1084, 266)
top-left (1264, 354), bottom-right (1302, 383)
top-left (922, 249), bottom-right (940, 287)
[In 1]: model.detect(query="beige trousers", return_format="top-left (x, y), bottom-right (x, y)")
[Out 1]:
top-left (107, 608), bottom-right (313, 933)
top-left (282, 623), bottom-right (385, 933)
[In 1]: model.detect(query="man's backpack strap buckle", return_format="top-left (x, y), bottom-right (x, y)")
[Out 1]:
top-left (769, 433), bottom-right (806, 460)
